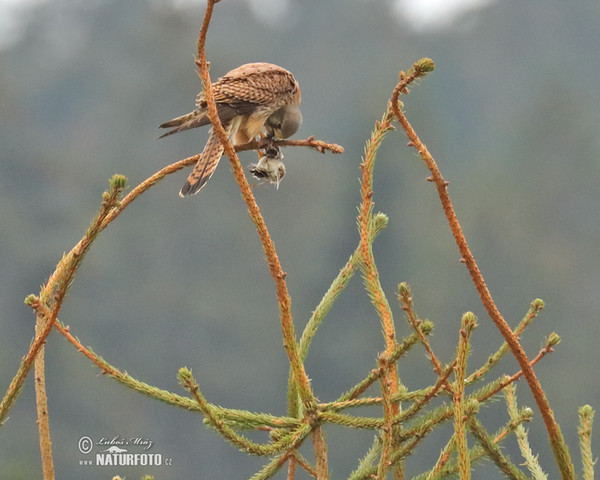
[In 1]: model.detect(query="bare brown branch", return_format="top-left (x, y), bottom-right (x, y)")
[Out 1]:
top-left (390, 59), bottom-right (575, 480)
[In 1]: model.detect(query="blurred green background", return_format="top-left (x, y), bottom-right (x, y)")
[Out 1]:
top-left (1, 0), bottom-right (599, 478)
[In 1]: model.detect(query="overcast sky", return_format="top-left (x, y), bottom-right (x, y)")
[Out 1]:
top-left (0, 0), bottom-right (494, 49)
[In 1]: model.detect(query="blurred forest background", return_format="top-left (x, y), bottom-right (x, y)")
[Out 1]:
top-left (1, 0), bottom-right (599, 478)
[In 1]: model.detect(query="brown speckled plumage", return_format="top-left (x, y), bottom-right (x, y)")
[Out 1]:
top-left (159, 63), bottom-right (301, 197)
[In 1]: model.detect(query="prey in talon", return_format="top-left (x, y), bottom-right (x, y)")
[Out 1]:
top-left (249, 145), bottom-right (286, 189)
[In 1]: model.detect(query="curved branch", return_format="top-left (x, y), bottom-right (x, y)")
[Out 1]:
top-left (195, 0), bottom-right (316, 414)
top-left (390, 58), bottom-right (575, 480)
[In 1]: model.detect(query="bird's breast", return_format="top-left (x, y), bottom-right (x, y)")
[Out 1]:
top-left (231, 111), bottom-right (272, 145)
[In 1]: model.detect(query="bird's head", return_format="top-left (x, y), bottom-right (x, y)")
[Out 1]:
top-left (266, 105), bottom-right (303, 139)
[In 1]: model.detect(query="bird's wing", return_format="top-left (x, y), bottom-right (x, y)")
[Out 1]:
top-left (197, 63), bottom-right (300, 110)
top-left (160, 63), bottom-right (300, 139)
top-left (158, 104), bottom-right (243, 138)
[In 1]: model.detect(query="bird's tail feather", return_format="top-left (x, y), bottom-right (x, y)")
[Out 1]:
top-left (158, 109), bottom-right (210, 138)
top-left (179, 122), bottom-right (232, 197)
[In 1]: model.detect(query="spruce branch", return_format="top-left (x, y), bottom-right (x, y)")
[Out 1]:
top-left (56, 319), bottom-right (310, 441)
top-left (390, 58), bottom-right (576, 480)
top-left (195, 0), bottom-right (316, 417)
top-left (5, 34), bottom-right (591, 480)
top-left (467, 415), bottom-right (530, 480)
top-left (453, 313), bottom-right (478, 480)
top-left (321, 359), bottom-right (453, 427)
top-left (34, 323), bottom-right (54, 480)
top-left (504, 383), bottom-right (548, 480)
top-left (358, 106), bottom-right (397, 341)
top-left (312, 425), bottom-right (329, 480)
top-left (348, 436), bottom-right (382, 480)
top-left (292, 450), bottom-right (318, 477)
top-left (494, 335), bottom-right (560, 396)
top-left (377, 353), bottom-right (396, 480)
top-left (425, 435), bottom-right (456, 480)
top-left (358, 105), bottom-right (404, 479)
top-left (242, 135), bottom-right (344, 155)
top-left (467, 298), bottom-right (546, 385)
top-left (194, 3), bottom-right (337, 476)
top-left (250, 453), bottom-right (289, 480)
top-left (207, 406), bottom-right (301, 431)
top-left (400, 362), bottom-right (456, 420)
top-left (12, 176), bottom-right (126, 479)
top-left (414, 408), bottom-right (534, 480)
top-left (299, 212), bottom-right (389, 363)
top-left (0, 175), bottom-right (126, 426)
top-left (398, 282), bottom-right (450, 390)
top-left (288, 214), bottom-right (388, 419)
top-left (178, 367), bottom-right (312, 456)
top-left (336, 327), bottom-right (428, 403)
top-left (578, 405), bottom-right (596, 480)
top-left (53, 319), bottom-right (202, 410)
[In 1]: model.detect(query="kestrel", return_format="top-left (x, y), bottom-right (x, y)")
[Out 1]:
top-left (159, 62), bottom-right (302, 197)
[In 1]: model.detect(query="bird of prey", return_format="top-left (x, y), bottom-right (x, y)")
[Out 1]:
top-left (159, 62), bottom-right (302, 197)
